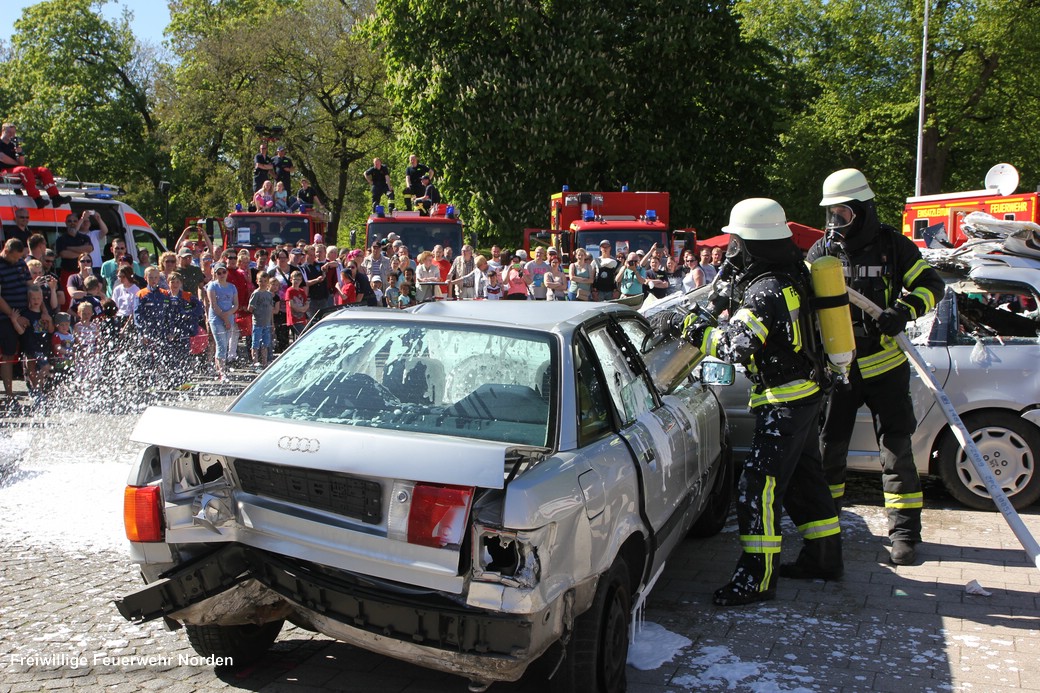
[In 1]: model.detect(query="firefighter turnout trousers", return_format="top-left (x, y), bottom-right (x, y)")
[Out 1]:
top-left (732, 398), bottom-right (841, 594)
top-left (821, 360), bottom-right (922, 542)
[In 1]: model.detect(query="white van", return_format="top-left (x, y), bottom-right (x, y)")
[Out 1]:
top-left (0, 177), bottom-right (167, 262)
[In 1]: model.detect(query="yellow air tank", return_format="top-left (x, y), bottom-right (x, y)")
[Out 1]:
top-left (810, 256), bottom-right (856, 384)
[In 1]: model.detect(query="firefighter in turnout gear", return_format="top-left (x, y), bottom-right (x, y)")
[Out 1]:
top-left (684, 198), bottom-right (842, 606)
top-left (807, 169), bottom-right (944, 566)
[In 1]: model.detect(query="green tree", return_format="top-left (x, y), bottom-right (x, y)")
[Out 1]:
top-left (161, 0), bottom-right (390, 244)
top-left (3, 0), bottom-right (168, 223)
top-left (736, 0), bottom-right (1040, 226)
top-left (374, 0), bottom-right (784, 241)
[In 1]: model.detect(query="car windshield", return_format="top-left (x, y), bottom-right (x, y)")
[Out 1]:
top-left (231, 319), bottom-right (555, 447)
top-left (577, 230), bottom-right (666, 259)
top-left (367, 222), bottom-right (464, 258)
top-left (230, 215), bottom-right (309, 248)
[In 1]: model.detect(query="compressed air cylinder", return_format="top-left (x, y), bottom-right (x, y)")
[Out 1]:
top-left (810, 256), bottom-right (856, 383)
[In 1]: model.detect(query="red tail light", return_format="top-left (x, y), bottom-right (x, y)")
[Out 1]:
top-left (408, 483), bottom-right (473, 548)
top-left (124, 486), bottom-right (164, 542)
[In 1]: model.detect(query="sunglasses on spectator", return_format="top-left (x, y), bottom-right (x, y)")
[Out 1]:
top-left (79, 260), bottom-right (92, 265)
top-left (215, 269), bottom-right (228, 275)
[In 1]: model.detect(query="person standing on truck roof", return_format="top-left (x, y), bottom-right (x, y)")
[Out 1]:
top-left (271, 146), bottom-right (294, 192)
top-left (403, 154), bottom-right (435, 211)
top-left (253, 143), bottom-right (273, 192)
top-left (364, 157), bottom-right (393, 212)
top-left (807, 168), bottom-right (944, 567)
top-left (0, 123), bottom-right (71, 209)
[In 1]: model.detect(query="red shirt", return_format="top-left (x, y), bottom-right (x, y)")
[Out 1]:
top-left (434, 259), bottom-right (451, 282)
top-left (286, 286), bottom-right (308, 326)
top-left (225, 267), bottom-right (252, 314)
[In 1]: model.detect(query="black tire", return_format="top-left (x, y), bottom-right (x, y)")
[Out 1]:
top-left (689, 442), bottom-right (734, 538)
top-left (185, 619), bottom-right (284, 666)
top-left (937, 411), bottom-right (1040, 511)
top-left (550, 558), bottom-right (631, 693)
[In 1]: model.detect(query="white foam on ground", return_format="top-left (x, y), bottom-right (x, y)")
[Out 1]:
top-left (0, 459), bottom-right (130, 552)
top-left (627, 621), bottom-right (691, 670)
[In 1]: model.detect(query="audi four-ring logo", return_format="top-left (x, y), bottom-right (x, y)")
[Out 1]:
top-left (278, 436), bottom-right (321, 453)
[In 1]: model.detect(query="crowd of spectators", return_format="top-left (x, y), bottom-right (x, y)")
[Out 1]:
top-left (0, 183), bottom-right (722, 412)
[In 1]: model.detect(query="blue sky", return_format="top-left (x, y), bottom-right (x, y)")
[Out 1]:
top-left (1, 1), bottom-right (171, 47)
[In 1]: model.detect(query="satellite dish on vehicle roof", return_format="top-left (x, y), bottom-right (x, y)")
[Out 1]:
top-left (984, 163), bottom-right (1019, 196)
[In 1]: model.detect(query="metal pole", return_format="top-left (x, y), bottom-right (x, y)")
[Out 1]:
top-left (846, 286), bottom-right (1040, 571)
top-left (915, 0), bottom-right (931, 197)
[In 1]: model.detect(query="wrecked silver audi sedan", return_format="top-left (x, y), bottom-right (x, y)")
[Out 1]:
top-left (116, 301), bottom-right (733, 691)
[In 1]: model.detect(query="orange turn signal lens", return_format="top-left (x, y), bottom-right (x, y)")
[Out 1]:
top-left (124, 485), bottom-right (163, 542)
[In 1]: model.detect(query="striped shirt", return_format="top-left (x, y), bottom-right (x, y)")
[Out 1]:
top-left (0, 256), bottom-right (30, 322)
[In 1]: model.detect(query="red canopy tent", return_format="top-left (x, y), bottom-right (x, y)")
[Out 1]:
top-left (696, 222), bottom-right (823, 253)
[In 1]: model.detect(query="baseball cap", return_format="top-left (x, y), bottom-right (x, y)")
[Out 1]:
top-left (277, 146), bottom-right (286, 152)
top-left (636, 249), bottom-right (645, 256)
top-left (370, 275), bottom-right (383, 284)
top-left (386, 232), bottom-right (400, 242)
top-left (421, 174), bottom-right (430, 180)
top-left (547, 247), bottom-right (559, 255)
top-left (290, 247), bottom-right (304, 255)
top-left (599, 239), bottom-right (611, 247)
top-left (514, 249), bottom-right (528, 260)
top-left (118, 254), bottom-right (134, 263)
top-left (178, 247), bottom-right (194, 256)
top-left (213, 262), bottom-right (227, 271)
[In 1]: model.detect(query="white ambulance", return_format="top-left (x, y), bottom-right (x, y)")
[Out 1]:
top-left (0, 176), bottom-right (167, 261)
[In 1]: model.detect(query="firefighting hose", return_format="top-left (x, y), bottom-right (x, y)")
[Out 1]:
top-left (845, 286), bottom-right (1040, 571)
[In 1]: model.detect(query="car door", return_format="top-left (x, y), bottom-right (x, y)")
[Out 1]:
top-left (584, 320), bottom-right (689, 572)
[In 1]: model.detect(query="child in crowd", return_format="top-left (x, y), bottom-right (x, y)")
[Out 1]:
top-left (248, 273), bottom-right (275, 369)
top-left (285, 270), bottom-right (309, 339)
top-left (73, 301), bottom-right (99, 378)
top-left (13, 285), bottom-right (51, 397)
top-left (485, 270), bottom-right (502, 300)
top-left (396, 282), bottom-right (414, 309)
top-left (370, 275), bottom-right (384, 306)
top-left (50, 312), bottom-right (74, 379)
top-left (383, 272), bottom-right (400, 308)
top-left (273, 181), bottom-right (289, 212)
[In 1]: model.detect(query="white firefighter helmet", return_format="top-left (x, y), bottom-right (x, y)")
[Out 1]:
top-left (722, 198), bottom-right (792, 241)
top-left (820, 168), bottom-right (875, 206)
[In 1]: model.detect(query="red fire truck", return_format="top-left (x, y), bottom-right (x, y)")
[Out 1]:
top-left (902, 163), bottom-right (1037, 248)
top-left (525, 188), bottom-right (695, 262)
top-left (365, 204), bottom-right (465, 259)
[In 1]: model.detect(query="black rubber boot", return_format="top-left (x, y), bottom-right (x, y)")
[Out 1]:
top-left (33, 196), bottom-right (49, 208)
top-left (779, 534), bottom-right (844, 580)
top-left (890, 539), bottom-right (917, 565)
top-left (712, 582), bottom-right (776, 607)
top-left (49, 194), bottom-right (72, 207)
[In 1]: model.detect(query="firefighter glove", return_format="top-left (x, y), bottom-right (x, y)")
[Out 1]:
top-left (682, 313), bottom-right (711, 346)
top-left (876, 305), bottom-right (911, 337)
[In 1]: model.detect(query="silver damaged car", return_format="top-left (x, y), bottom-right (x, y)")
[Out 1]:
top-left (116, 301), bottom-right (734, 691)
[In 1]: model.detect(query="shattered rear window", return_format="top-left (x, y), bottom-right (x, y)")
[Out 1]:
top-left (231, 320), bottom-right (555, 447)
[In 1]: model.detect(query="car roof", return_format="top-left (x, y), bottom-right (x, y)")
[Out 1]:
top-left (325, 301), bottom-right (635, 333)
top-left (969, 254), bottom-right (1040, 292)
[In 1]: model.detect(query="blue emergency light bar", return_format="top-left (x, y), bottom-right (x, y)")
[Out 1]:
top-left (375, 205), bottom-right (386, 217)
top-left (583, 210), bottom-right (595, 222)
top-left (646, 209), bottom-right (658, 222)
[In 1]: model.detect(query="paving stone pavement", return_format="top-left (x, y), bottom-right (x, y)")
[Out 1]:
top-left (2, 473), bottom-right (1038, 693)
top-left (1, 374), bottom-right (1038, 693)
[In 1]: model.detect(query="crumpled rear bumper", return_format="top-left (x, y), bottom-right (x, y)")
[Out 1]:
top-left (116, 544), bottom-right (566, 683)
